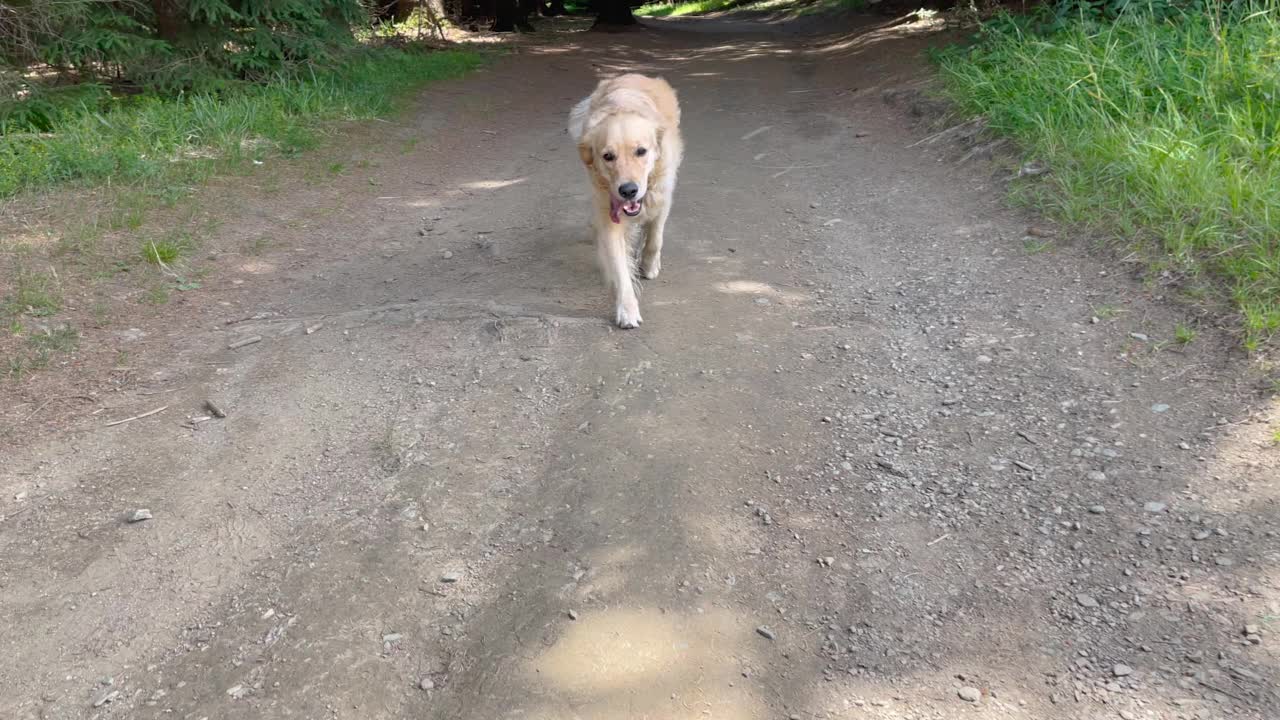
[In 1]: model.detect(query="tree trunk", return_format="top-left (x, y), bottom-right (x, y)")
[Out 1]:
top-left (151, 0), bottom-right (184, 42)
top-left (517, 0), bottom-right (539, 29)
top-left (492, 0), bottom-right (520, 30)
top-left (592, 0), bottom-right (637, 27)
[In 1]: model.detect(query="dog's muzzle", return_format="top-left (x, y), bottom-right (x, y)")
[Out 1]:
top-left (609, 196), bottom-right (643, 224)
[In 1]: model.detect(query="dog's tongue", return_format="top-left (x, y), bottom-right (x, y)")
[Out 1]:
top-left (609, 197), bottom-right (622, 224)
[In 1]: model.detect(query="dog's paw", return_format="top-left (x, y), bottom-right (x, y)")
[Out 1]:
top-left (641, 258), bottom-right (661, 280)
top-left (614, 302), bottom-right (643, 329)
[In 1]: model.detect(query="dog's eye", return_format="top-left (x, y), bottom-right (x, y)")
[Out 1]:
top-left (636, 147), bottom-right (647, 157)
top-left (602, 152), bottom-right (616, 162)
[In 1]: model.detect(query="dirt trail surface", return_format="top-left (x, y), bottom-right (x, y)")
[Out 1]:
top-left (4, 14), bottom-right (1280, 720)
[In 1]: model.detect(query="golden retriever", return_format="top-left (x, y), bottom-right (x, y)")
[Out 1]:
top-left (569, 74), bottom-right (683, 328)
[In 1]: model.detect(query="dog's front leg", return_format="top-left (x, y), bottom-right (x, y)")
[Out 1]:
top-left (641, 202), bottom-right (670, 280)
top-left (597, 223), bottom-right (642, 328)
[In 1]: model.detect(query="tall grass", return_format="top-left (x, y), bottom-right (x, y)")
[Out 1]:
top-left (0, 48), bottom-right (485, 199)
top-left (936, 4), bottom-right (1280, 349)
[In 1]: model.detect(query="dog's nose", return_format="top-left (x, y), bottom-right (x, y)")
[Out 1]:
top-left (618, 182), bottom-right (639, 200)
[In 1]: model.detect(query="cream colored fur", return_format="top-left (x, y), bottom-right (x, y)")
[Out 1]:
top-left (568, 74), bottom-right (683, 329)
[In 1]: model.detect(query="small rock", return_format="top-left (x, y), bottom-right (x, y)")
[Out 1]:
top-left (1119, 711), bottom-right (1136, 720)
top-left (756, 626), bottom-right (776, 640)
top-left (1150, 403), bottom-right (1170, 413)
top-left (958, 687), bottom-right (981, 703)
top-left (976, 354), bottom-right (993, 364)
top-left (127, 508), bottom-right (153, 523)
top-left (1215, 556), bottom-right (1235, 567)
top-left (1143, 502), bottom-right (1167, 513)
top-left (1244, 624), bottom-right (1261, 636)
top-left (226, 684), bottom-right (248, 699)
top-left (1130, 333), bottom-right (1150, 342)
top-left (91, 689), bottom-right (120, 708)
top-left (1193, 530), bottom-right (1211, 541)
top-left (567, 609), bottom-right (579, 621)
top-left (440, 571), bottom-right (462, 583)
top-left (382, 633), bottom-right (402, 643)
top-left (1076, 594), bottom-right (1099, 609)
top-left (205, 399), bottom-right (227, 418)
top-left (1086, 471), bottom-right (1107, 482)
top-left (442, 250), bottom-right (453, 259)
top-left (419, 677), bottom-right (435, 691)
top-left (1088, 505), bottom-right (1106, 514)
top-left (1112, 663), bottom-right (1133, 677)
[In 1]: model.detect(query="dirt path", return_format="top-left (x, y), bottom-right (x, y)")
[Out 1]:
top-left (4, 14), bottom-right (1279, 720)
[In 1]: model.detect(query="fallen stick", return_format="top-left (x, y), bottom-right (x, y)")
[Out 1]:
top-left (228, 335), bottom-right (262, 350)
top-left (927, 533), bottom-right (952, 547)
top-left (105, 406), bottom-right (169, 427)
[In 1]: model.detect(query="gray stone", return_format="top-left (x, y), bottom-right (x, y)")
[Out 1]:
top-left (1112, 664), bottom-right (1133, 677)
top-left (958, 687), bottom-right (981, 703)
top-left (1143, 502), bottom-right (1167, 513)
top-left (756, 626), bottom-right (776, 640)
top-left (1076, 594), bottom-right (1099, 609)
top-left (127, 508), bottom-right (153, 523)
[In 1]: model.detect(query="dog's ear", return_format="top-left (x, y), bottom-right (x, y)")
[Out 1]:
top-left (577, 142), bottom-right (593, 166)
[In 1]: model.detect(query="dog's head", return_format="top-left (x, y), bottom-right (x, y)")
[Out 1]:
top-left (578, 106), bottom-right (662, 224)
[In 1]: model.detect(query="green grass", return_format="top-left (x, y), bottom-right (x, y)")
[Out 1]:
top-left (4, 268), bottom-right (62, 318)
top-left (0, 47), bottom-right (486, 200)
top-left (936, 4), bottom-right (1280, 350)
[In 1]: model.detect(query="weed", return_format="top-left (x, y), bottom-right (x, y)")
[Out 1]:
top-left (1024, 237), bottom-right (1053, 254)
top-left (1174, 324), bottom-right (1197, 345)
top-left (5, 269), bottom-right (62, 317)
top-left (1093, 304), bottom-right (1122, 320)
top-left (142, 239), bottom-right (184, 266)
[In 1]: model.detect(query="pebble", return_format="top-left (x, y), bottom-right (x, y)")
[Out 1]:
top-left (1088, 505), bottom-right (1106, 514)
top-left (1086, 471), bottom-right (1107, 482)
top-left (756, 625), bottom-right (777, 640)
top-left (1150, 403), bottom-right (1170, 413)
top-left (1130, 333), bottom-right (1150, 342)
top-left (440, 571), bottom-right (462, 583)
top-left (567, 609), bottom-right (579, 620)
top-left (1193, 530), bottom-right (1212, 541)
top-left (1143, 502), bottom-right (1167, 513)
top-left (127, 508), bottom-right (153, 523)
top-left (1112, 663), bottom-right (1133, 677)
top-left (91, 689), bottom-right (120, 708)
top-left (1215, 557), bottom-right (1235, 567)
top-left (1243, 624), bottom-right (1261, 636)
top-left (958, 687), bottom-right (981, 703)
top-left (1076, 594), bottom-right (1099, 608)
top-left (419, 677), bottom-right (435, 691)
top-left (1120, 711), bottom-right (1136, 720)
top-left (442, 250), bottom-right (453, 259)
top-left (976, 355), bottom-right (993, 364)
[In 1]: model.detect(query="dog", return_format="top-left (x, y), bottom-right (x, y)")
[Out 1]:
top-left (568, 74), bottom-right (683, 329)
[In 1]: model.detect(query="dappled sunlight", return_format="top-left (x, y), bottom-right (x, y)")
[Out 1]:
top-left (1196, 395), bottom-right (1280, 512)
top-left (460, 177), bottom-right (528, 191)
top-left (715, 278), bottom-right (809, 303)
top-left (237, 259), bottom-right (277, 274)
top-left (526, 606), bottom-right (767, 719)
top-left (814, 13), bottom-right (947, 57)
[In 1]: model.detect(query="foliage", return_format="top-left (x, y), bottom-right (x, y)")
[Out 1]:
top-left (1, 0), bottom-right (366, 97)
top-left (936, 1), bottom-right (1280, 348)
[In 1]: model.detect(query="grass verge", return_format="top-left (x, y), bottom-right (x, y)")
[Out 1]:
top-left (0, 47), bottom-right (486, 199)
top-left (935, 5), bottom-right (1280, 350)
